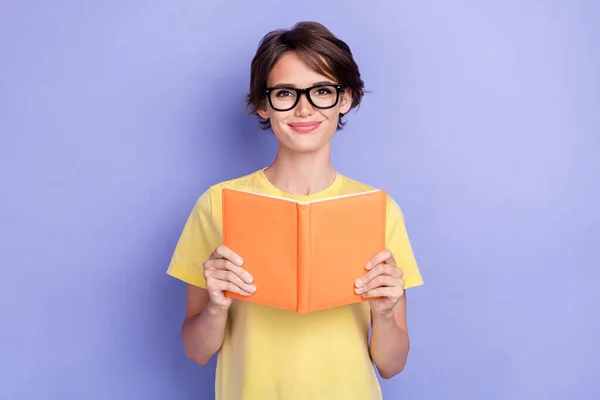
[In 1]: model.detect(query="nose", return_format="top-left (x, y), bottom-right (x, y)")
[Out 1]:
top-left (294, 92), bottom-right (314, 117)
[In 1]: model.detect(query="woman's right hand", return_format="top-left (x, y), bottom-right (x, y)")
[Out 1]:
top-left (202, 245), bottom-right (256, 310)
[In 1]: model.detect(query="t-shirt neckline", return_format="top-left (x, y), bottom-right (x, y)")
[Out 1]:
top-left (257, 167), bottom-right (344, 201)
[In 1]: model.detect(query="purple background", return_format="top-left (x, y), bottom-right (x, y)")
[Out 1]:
top-left (1, 1), bottom-right (599, 399)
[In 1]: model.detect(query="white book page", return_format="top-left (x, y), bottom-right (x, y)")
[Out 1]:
top-left (223, 188), bottom-right (382, 204)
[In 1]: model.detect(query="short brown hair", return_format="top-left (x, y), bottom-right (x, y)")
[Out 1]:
top-left (246, 21), bottom-right (365, 130)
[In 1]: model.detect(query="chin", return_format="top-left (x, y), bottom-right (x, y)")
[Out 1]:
top-left (287, 143), bottom-right (328, 153)
top-left (281, 130), bottom-right (333, 153)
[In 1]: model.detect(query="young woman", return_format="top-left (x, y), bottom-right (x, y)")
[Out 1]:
top-left (167, 21), bottom-right (423, 400)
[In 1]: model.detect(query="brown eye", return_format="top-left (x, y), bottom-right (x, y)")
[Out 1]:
top-left (275, 89), bottom-right (294, 98)
top-left (314, 87), bottom-right (333, 96)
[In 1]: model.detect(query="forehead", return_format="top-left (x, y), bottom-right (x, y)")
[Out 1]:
top-left (267, 51), bottom-right (334, 87)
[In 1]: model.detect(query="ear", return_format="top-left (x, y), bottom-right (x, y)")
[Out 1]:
top-left (339, 88), bottom-right (353, 115)
top-left (257, 102), bottom-right (269, 119)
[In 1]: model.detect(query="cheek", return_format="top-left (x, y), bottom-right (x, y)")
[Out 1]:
top-left (268, 111), bottom-right (292, 139)
top-left (318, 108), bottom-right (341, 126)
top-left (270, 110), bottom-right (293, 125)
top-left (325, 108), bottom-right (340, 120)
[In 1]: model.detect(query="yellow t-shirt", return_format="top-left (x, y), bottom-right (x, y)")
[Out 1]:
top-left (167, 168), bottom-right (423, 400)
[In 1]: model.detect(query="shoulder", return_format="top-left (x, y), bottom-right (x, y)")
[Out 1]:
top-left (194, 170), bottom-right (264, 209)
top-left (337, 174), bottom-right (403, 210)
top-left (337, 174), bottom-right (379, 194)
top-left (209, 170), bottom-right (263, 191)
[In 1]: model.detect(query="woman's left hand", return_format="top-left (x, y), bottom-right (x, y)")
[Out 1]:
top-left (354, 249), bottom-right (405, 314)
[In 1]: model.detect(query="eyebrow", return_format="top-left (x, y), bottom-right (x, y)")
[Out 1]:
top-left (271, 81), bottom-right (335, 89)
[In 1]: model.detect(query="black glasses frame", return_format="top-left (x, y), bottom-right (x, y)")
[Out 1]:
top-left (264, 84), bottom-right (346, 112)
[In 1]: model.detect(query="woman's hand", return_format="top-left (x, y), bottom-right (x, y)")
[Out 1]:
top-left (354, 249), bottom-right (405, 315)
top-left (203, 245), bottom-right (256, 311)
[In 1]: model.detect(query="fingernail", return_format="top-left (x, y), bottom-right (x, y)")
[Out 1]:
top-left (245, 274), bottom-right (253, 284)
top-left (365, 262), bottom-right (372, 270)
top-left (355, 279), bottom-right (363, 288)
top-left (236, 257), bottom-right (243, 265)
top-left (249, 285), bottom-right (256, 292)
top-left (355, 287), bottom-right (363, 294)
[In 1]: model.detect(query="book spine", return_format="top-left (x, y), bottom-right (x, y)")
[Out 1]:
top-left (296, 203), bottom-right (311, 314)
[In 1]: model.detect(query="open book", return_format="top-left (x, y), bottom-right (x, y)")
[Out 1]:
top-left (221, 187), bottom-right (387, 314)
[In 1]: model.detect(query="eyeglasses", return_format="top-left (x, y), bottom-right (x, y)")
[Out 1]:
top-left (264, 84), bottom-right (346, 112)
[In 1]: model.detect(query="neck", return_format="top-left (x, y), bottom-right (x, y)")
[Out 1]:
top-left (264, 142), bottom-right (336, 196)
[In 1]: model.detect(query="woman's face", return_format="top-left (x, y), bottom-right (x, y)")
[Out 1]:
top-left (258, 51), bottom-right (352, 154)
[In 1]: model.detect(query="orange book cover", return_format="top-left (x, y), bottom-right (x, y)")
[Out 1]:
top-left (222, 187), bottom-right (387, 314)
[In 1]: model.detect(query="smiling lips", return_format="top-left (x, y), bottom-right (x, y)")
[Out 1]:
top-left (288, 121), bottom-right (322, 133)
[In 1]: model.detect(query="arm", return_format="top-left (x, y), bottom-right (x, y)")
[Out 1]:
top-left (369, 296), bottom-right (410, 379)
top-left (181, 245), bottom-right (256, 366)
top-left (182, 285), bottom-right (229, 366)
top-left (167, 191), bottom-right (255, 365)
top-left (355, 249), bottom-right (411, 379)
top-left (363, 196), bottom-right (423, 378)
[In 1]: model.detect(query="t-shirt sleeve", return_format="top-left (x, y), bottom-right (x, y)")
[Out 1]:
top-left (166, 188), bottom-right (221, 288)
top-left (385, 195), bottom-right (424, 289)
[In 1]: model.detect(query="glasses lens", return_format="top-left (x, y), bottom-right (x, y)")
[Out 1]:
top-left (309, 85), bottom-right (338, 108)
top-left (270, 88), bottom-right (297, 111)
